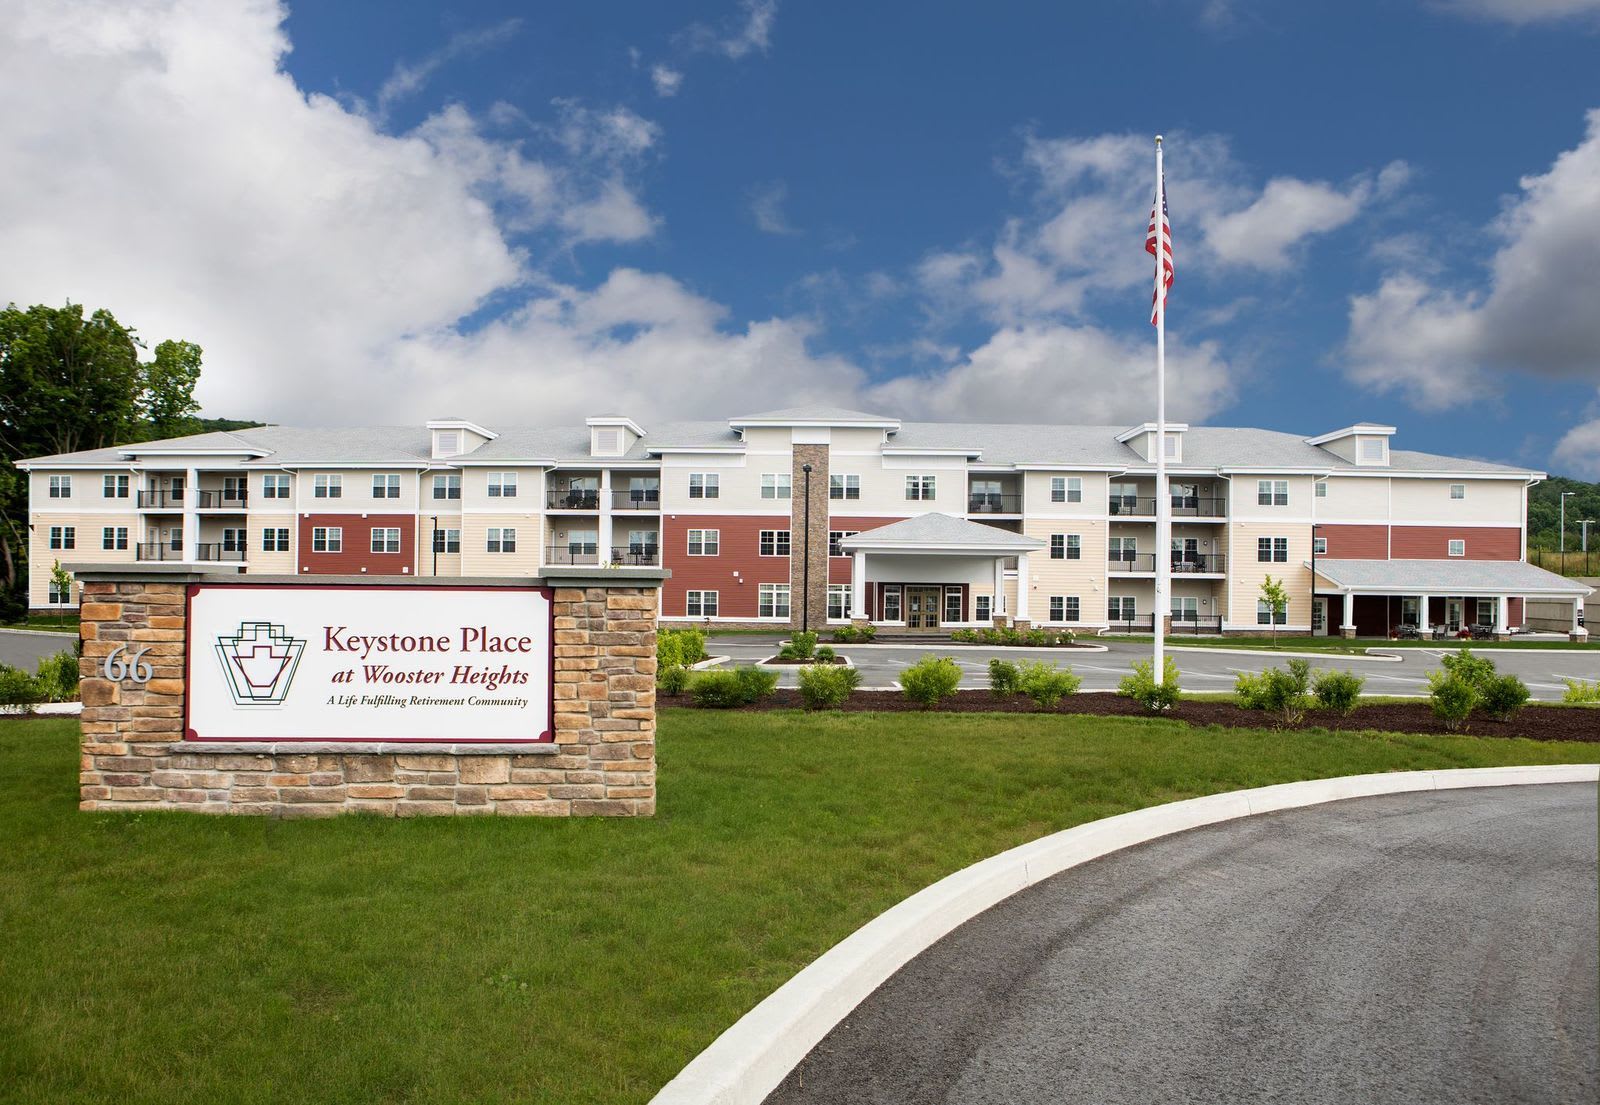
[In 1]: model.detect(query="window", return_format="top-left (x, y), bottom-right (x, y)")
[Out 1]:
top-left (1051, 534), bottom-right (1065, 560)
top-left (487, 472), bottom-right (517, 498)
top-left (101, 527), bottom-right (128, 551)
top-left (628, 478), bottom-right (660, 505)
top-left (221, 528), bottom-right (247, 553)
top-left (1315, 482), bottom-right (1327, 498)
top-left (905, 475), bottom-right (936, 501)
top-left (1109, 482), bottom-right (1139, 513)
top-left (222, 476), bottom-right (247, 502)
top-left (1048, 476), bottom-right (1082, 504)
top-left (103, 474), bottom-right (129, 498)
top-left (49, 526), bottom-right (74, 550)
top-left (1450, 483), bottom-right (1465, 500)
top-left (759, 583), bottom-right (791, 619)
top-left (1313, 536), bottom-right (1328, 555)
top-left (1172, 596), bottom-right (1200, 621)
top-left (1448, 539), bottom-right (1466, 557)
top-left (975, 595), bottom-right (992, 622)
top-left (1476, 600), bottom-right (1497, 628)
top-left (49, 475), bottom-right (71, 498)
top-left (48, 578), bottom-right (71, 604)
top-left (262, 528), bottom-right (289, 552)
top-left (1257, 480), bottom-right (1288, 506)
top-left (761, 473), bottom-right (792, 500)
top-left (945, 588), bottom-right (964, 623)
top-left (1048, 596), bottom-right (1063, 622)
top-left (433, 528), bottom-right (461, 554)
top-left (314, 474), bottom-right (342, 499)
top-left (687, 529), bottom-right (719, 556)
top-left (829, 474), bottom-right (860, 500)
top-left (827, 584), bottom-right (852, 621)
top-left (882, 586), bottom-right (902, 622)
top-left (686, 590), bottom-right (719, 617)
top-left (688, 473), bottom-right (719, 499)
top-left (312, 527), bottom-right (342, 553)
top-left (1109, 536), bottom-right (1137, 564)
top-left (372, 473), bottom-right (401, 499)
top-left (432, 474), bottom-right (461, 500)
top-left (759, 530), bottom-right (791, 557)
top-left (262, 474), bottom-right (289, 499)
top-left (1257, 600), bottom-right (1288, 626)
top-left (1257, 536), bottom-right (1288, 563)
top-left (486, 527), bottom-right (517, 553)
top-left (626, 529), bottom-right (658, 557)
top-left (1108, 596), bottom-right (1136, 622)
top-left (829, 530), bottom-right (859, 557)
top-left (370, 527), bottom-right (401, 553)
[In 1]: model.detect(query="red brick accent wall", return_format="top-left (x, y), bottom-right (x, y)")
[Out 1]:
top-left (1317, 524), bottom-right (1389, 559)
top-left (826, 516), bottom-right (906, 583)
top-left (297, 513), bottom-right (415, 575)
top-left (660, 514), bottom-right (791, 619)
top-left (1390, 526), bottom-right (1521, 560)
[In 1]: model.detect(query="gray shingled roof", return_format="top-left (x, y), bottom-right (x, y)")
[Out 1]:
top-left (729, 404), bottom-right (899, 424)
top-left (841, 514), bottom-right (1046, 550)
top-left (1314, 559), bottom-right (1591, 595)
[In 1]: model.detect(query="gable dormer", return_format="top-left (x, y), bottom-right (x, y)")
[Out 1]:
top-left (1116, 422), bottom-right (1189, 464)
top-left (587, 416), bottom-right (645, 458)
top-left (426, 419), bottom-right (496, 460)
top-left (1306, 423), bottom-right (1395, 467)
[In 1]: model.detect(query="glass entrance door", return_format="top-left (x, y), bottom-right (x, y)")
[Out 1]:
top-left (1312, 597), bottom-right (1328, 636)
top-left (906, 586), bottom-right (942, 629)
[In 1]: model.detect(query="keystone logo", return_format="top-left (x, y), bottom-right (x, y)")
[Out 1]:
top-left (216, 622), bottom-right (305, 706)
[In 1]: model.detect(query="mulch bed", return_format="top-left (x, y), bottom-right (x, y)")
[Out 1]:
top-left (760, 656), bottom-right (851, 665)
top-left (660, 689), bottom-right (1600, 743)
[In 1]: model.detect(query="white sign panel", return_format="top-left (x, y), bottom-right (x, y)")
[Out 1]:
top-left (185, 584), bottom-right (553, 744)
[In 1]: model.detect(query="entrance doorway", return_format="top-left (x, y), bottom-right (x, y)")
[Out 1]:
top-left (1311, 596), bottom-right (1329, 636)
top-left (906, 586), bottom-right (942, 629)
top-left (1445, 598), bottom-right (1464, 633)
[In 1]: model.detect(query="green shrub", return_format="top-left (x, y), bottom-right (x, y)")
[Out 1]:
top-left (988, 658), bottom-right (1021, 698)
top-left (900, 656), bottom-right (962, 708)
top-left (788, 631), bottom-right (818, 660)
top-left (0, 665), bottom-right (42, 708)
top-left (1017, 661), bottom-right (1081, 709)
top-left (777, 644), bottom-right (801, 660)
top-left (1119, 657), bottom-right (1181, 712)
top-left (689, 670), bottom-right (743, 708)
top-left (1427, 670), bottom-right (1478, 732)
top-left (1479, 673), bottom-right (1530, 722)
top-left (734, 666), bottom-right (778, 704)
top-left (858, 624), bottom-right (876, 642)
top-left (951, 629), bottom-right (978, 644)
top-left (657, 664), bottom-right (690, 696)
top-left (1234, 662), bottom-right (1310, 727)
top-left (1440, 647), bottom-right (1496, 693)
top-left (658, 627), bottom-right (707, 669)
top-left (830, 626), bottom-right (857, 643)
top-left (796, 663), bottom-right (862, 709)
top-left (1564, 678), bottom-right (1600, 704)
top-left (815, 645), bottom-right (836, 662)
top-left (1312, 669), bottom-right (1365, 716)
top-left (34, 650), bottom-right (80, 703)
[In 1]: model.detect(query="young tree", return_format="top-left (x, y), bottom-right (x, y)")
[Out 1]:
top-left (50, 561), bottom-right (73, 626)
top-left (1260, 574), bottom-right (1289, 645)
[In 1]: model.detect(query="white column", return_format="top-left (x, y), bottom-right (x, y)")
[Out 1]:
top-left (598, 469), bottom-right (613, 564)
top-left (182, 466), bottom-right (200, 561)
top-left (1495, 594), bottom-right (1506, 632)
top-left (1341, 591), bottom-right (1355, 632)
top-left (852, 551), bottom-right (866, 619)
top-left (1015, 553), bottom-right (1030, 622)
top-left (1417, 594), bottom-right (1430, 634)
top-left (993, 557), bottom-right (1007, 618)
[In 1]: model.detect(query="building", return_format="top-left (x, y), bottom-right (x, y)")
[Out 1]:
top-left (20, 406), bottom-right (1589, 637)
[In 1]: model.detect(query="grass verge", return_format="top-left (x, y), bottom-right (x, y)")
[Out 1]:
top-left (1100, 633), bottom-right (1600, 653)
top-left (1, 616), bottom-right (79, 634)
top-left (2, 713), bottom-right (1595, 1104)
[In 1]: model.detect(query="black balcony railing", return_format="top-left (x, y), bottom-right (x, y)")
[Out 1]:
top-left (137, 542), bottom-right (246, 562)
top-left (544, 544), bottom-right (600, 565)
top-left (1170, 612), bottom-right (1224, 634)
top-left (136, 490), bottom-right (184, 509)
top-left (611, 546), bottom-right (660, 566)
top-left (1107, 496), bottom-right (1227, 518)
top-left (1108, 554), bottom-right (1156, 572)
top-left (613, 489), bottom-right (661, 510)
top-left (1172, 553), bottom-right (1226, 574)
top-left (547, 489), bottom-right (601, 510)
top-left (135, 542), bottom-right (183, 561)
top-left (967, 493), bottom-right (1022, 514)
top-left (1106, 615), bottom-right (1156, 632)
top-left (195, 543), bottom-right (247, 562)
top-left (196, 490), bottom-right (249, 509)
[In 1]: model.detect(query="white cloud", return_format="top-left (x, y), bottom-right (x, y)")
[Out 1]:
top-left (1344, 109), bottom-right (1600, 408)
top-left (1434, 0), bottom-right (1600, 25)
top-left (376, 18), bottom-right (522, 118)
top-left (1552, 418), bottom-right (1600, 478)
top-left (650, 64), bottom-right (683, 97)
top-left (749, 181), bottom-right (799, 235)
top-left (1204, 169), bottom-right (1402, 271)
top-left (683, 0), bottom-right (779, 59)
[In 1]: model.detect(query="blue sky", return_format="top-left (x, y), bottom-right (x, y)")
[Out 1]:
top-left (3, 1), bottom-right (1599, 473)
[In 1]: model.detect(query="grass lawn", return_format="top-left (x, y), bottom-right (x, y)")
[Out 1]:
top-left (1101, 633), bottom-right (1600, 653)
top-left (3, 712), bottom-right (1596, 1104)
top-left (1, 615), bottom-right (79, 634)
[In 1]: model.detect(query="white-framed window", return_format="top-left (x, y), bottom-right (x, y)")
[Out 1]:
top-left (761, 473), bottom-right (792, 500)
top-left (1476, 599), bottom-right (1497, 627)
top-left (370, 527), bottom-right (401, 553)
top-left (1313, 536), bottom-right (1328, 554)
top-left (1257, 536), bottom-right (1288, 563)
top-left (262, 528), bottom-right (289, 552)
top-left (49, 475), bottom-right (71, 498)
top-left (1257, 599), bottom-right (1287, 625)
top-left (687, 529), bottom-right (719, 556)
top-left (1049, 476), bottom-right (1083, 504)
top-left (222, 476), bottom-right (247, 502)
top-left (486, 527), bottom-right (517, 553)
top-left (1050, 534), bottom-right (1065, 559)
top-left (1257, 479), bottom-right (1288, 506)
top-left (1048, 596), bottom-right (1070, 622)
top-left (1315, 482), bottom-right (1327, 498)
top-left (314, 474), bottom-right (341, 499)
top-left (103, 474), bottom-right (129, 499)
top-left (262, 474), bottom-right (289, 499)
top-left (944, 587), bottom-right (964, 623)
top-left (49, 526), bottom-right (74, 550)
top-left (432, 474), bottom-right (461, 500)
top-left (1109, 481), bottom-right (1139, 513)
top-left (827, 584), bottom-right (852, 620)
top-left (1171, 596), bottom-right (1200, 621)
top-left (372, 473), bottom-right (401, 499)
top-left (101, 526), bottom-right (128, 551)
top-left (975, 594), bottom-right (992, 622)
top-left (1449, 483), bottom-right (1465, 500)
top-left (1448, 538), bottom-right (1466, 557)
top-left (627, 477), bottom-right (660, 505)
top-left (686, 590), bottom-right (719, 617)
top-left (48, 578), bottom-right (71, 604)
top-left (687, 473), bottom-right (719, 499)
top-left (312, 527), bottom-right (342, 553)
top-left (905, 475), bottom-right (936, 501)
top-left (759, 530), bottom-right (791, 557)
top-left (1109, 536), bottom-right (1137, 564)
top-left (829, 474), bottom-right (860, 500)
top-left (221, 527), bottom-right (247, 552)
top-left (1108, 596), bottom-right (1136, 621)
top-left (882, 586), bottom-right (902, 622)
top-left (487, 472), bottom-right (517, 498)
top-left (829, 530), bottom-right (859, 557)
top-left (433, 528), bottom-right (460, 554)
top-left (759, 583), bottom-right (791, 619)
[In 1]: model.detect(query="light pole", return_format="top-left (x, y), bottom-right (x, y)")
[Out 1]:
top-left (1583, 519), bottom-right (1596, 575)
top-left (430, 514), bottom-right (439, 576)
top-left (800, 463), bottom-right (813, 634)
top-left (1561, 491), bottom-right (1576, 574)
top-left (1310, 523), bottom-right (1323, 635)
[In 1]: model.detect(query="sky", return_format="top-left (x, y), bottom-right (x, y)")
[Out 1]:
top-left (3, 0), bottom-right (1600, 474)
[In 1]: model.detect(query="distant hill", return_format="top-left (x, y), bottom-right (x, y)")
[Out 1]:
top-left (193, 417), bottom-right (266, 433)
top-left (1528, 476), bottom-right (1600, 563)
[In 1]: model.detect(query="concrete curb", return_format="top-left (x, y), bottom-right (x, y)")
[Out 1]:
top-left (0, 701), bottom-right (82, 716)
top-left (647, 763), bottom-right (1600, 1105)
top-left (0, 626), bottom-right (80, 639)
top-left (1168, 645), bottom-right (1403, 663)
top-left (828, 642), bottom-right (1111, 654)
top-left (691, 656), bottom-right (731, 671)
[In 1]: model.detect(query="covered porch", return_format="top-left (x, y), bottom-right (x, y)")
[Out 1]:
top-left (1311, 559), bottom-right (1591, 640)
top-left (840, 514), bottom-right (1045, 631)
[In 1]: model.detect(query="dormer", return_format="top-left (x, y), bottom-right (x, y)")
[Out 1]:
top-left (1306, 423), bottom-right (1396, 467)
top-left (1116, 422), bottom-right (1189, 464)
top-left (587, 416), bottom-right (645, 458)
top-left (426, 419), bottom-right (497, 460)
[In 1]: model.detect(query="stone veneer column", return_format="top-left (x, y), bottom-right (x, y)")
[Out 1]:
top-left (791, 444), bottom-right (831, 631)
top-left (73, 569), bottom-right (660, 818)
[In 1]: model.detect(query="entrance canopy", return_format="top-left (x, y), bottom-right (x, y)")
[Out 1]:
top-left (1311, 558), bottom-right (1590, 636)
top-left (841, 514), bottom-right (1045, 625)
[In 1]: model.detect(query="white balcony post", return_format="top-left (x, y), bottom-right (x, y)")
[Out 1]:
top-left (1417, 594), bottom-right (1430, 635)
top-left (1340, 591), bottom-right (1356, 639)
top-left (1015, 553), bottom-right (1030, 622)
top-left (182, 466), bottom-right (200, 561)
top-left (598, 469), bottom-right (613, 565)
top-left (851, 551), bottom-right (866, 619)
top-left (993, 557), bottom-right (1007, 618)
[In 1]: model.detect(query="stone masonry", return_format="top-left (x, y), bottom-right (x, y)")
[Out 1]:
top-left (791, 443), bottom-right (831, 632)
top-left (74, 571), bottom-right (659, 817)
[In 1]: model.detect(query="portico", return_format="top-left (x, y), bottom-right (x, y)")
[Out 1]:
top-left (1312, 559), bottom-right (1591, 640)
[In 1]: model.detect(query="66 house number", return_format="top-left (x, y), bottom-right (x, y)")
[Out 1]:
top-left (101, 644), bottom-right (153, 685)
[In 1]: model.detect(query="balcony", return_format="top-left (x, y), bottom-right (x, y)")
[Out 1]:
top-left (197, 490), bottom-right (249, 509)
top-left (136, 542), bottom-right (184, 561)
top-left (547, 489), bottom-right (601, 511)
top-left (1107, 496), bottom-right (1227, 518)
top-left (135, 542), bottom-right (246, 562)
top-left (611, 546), bottom-right (660, 566)
top-left (136, 490), bottom-right (184, 510)
top-left (967, 492), bottom-right (1022, 515)
top-left (612, 489), bottom-right (661, 511)
top-left (1108, 554), bottom-right (1227, 575)
top-left (545, 544), bottom-right (600, 566)
top-left (1108, 554), bottom-right (1156, 573)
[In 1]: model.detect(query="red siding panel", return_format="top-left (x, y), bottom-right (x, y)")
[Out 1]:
top-left (1390, 526), bottom-right (1521, 560)
top-left (297, 513), bottom-right (414, 575)
top-left (661, 514), bottom-right (790, 619)
top-left (1318, 524), bottom-right (1389, 560)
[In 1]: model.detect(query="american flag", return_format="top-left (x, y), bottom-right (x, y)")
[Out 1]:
top-left (1146, 176), bottom-right (1173, 325)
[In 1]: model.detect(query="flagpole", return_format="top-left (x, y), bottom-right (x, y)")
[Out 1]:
top-left (1153, 134), bottom-right (1169, 686)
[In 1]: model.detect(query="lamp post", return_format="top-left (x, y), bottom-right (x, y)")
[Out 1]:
top-left (1310, 523), bottom-right (1323, 635)
top-left (1561, 491), bottom-right (1576, 574)
top-left (1583, 519), bottom-right (1596, 576)
top-left (800, 463), bottom-right (813, 634)
top-left (430, 514), bottom-right (438, 577)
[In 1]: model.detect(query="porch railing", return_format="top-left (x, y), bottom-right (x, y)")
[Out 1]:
top-left (610, 546), bottom-right (660, 566)
top-left (1108, 496), bottom-right (1226, 518)
top-left (547, 489), bottom-right (601, 510)
top-left (612, 489), bottom-right (660, 510)
top-left (196, 490), bottom-right (249, 509)
top-left (967, 492), bottom-right (1022, 514)
top-left (544, 544), bottom-right (600, 565)
top-left (1108, 554), bottom-right (1156, 572)
top-left (136, 490), bottom-right (183, 510)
